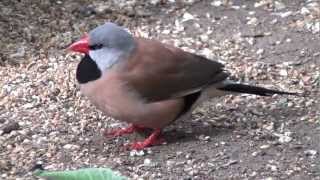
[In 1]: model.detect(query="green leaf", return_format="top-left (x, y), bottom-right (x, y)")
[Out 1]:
top-left (34, 167), bottom-right (127, 180)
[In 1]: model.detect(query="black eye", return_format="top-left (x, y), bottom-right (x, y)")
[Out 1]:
top-left (89, 44), bottom-right (103, 50)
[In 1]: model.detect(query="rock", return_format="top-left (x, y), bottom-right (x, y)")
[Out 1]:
top-left (0, 160), bottom-right (12, 171)
top-left (307, 21), bottom-right (320, 34)
top-left (250, 171), bottom-right (257, 177)
top-left (199, 34), bottom-right (209, 42)
top-left (256, 48), bottom-right (264, 55)
top-left (263, 177), bottom-right (274, 180)
top-left (200, 48), bottom-right (214, 59)
top-left (166, 160), bottom-right (175, 167)
top-left (135, 9), bottom-right (152, 17)
top-left (188, 169), bottom-right (199, 176)
top-left (95, 5), bottom-right (113, 14)
top-left (277, 132), bottom-right (293, 143)
top-left (198, 134), bottom-right (210, 141)
top-left (220, 141), bottom-right (226, 145)
top-left (274, 1), bottom-right (286, 10)
top-left (143, 158), bottom-right (152, 166)
top-left (264, 122), bottom-right (274, 131)
top-left (1, 122), bottom-right (20, 135)
top-left (22, 103), bottom-right (34, 109)
top-left (0, 119), bottom-right (5, 124)
top-left (260, 144), bottom-right (270, 149)
top-left (266, 164), bottom-right (278, 171)
top-left (246, 37), bottom-right (255, 45)
top-left (182, 12), bottom-right (195, 22)
top-left (304, 149), bottom-right (317, 157)
top-left (130, 150), bottom-right (145, 156)
top-left (276, 11), bottom-right (293, 18)
top-left (150, 0), bottom-right (161, 5)
top-left (300, 7), bottom-right (310, 15)
top-left (78, 5), bottom-right (96, 17)
top-left (211, 0), bottom-right (223, 7)
top-left (63, 144), bottom-right (80, 150)
top-left (252, 151), bottom-right (259, 157)
top-left (307, 2), bottom-right (320, 14)
top-left (231, 5), bottom-right (240, 10)
top-left (185, 153), bottom-right (192, 159)
top-left (222, 160), bottom-right (238, 167)
top-left (279, 69), bottom-right (288, 76)
top-left (247, 17), bottom-right (258, 25)
top-left (254, 0), bottom-right (271, 8)
top-left (9, 46), bottom-right (26, 58)
top-left (182, 0), bottom-right (196, 5)
top-left (276, 41), bottom-right (282, 45)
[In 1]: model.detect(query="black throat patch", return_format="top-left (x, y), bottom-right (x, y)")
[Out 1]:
top-left (76, 54), bottom-right (102, 84)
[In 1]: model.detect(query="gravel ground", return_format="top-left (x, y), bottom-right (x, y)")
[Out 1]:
top-left (0, 0), bottom-right (319, 179)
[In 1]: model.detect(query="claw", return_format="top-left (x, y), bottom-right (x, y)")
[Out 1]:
top-left (104, 125), bottom-right (145, 137)
top-left (126, 129), bottom-right (165, 150)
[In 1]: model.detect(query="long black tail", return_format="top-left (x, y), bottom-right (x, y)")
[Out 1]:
top-left (218, 83), bottom-right (298, 96)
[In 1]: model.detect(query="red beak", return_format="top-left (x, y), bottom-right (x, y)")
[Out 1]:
top-left (68, 34), bottom-right (89, 54)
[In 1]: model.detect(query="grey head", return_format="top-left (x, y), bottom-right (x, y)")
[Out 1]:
top-left (88, 22), bottom-right (135, 71)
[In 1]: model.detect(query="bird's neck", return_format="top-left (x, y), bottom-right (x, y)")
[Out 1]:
top-left (76, 54), bottom-right (102, 84)
top-left (88, 48), bottom-right (130, 72)
top-left (76, 45), bottom-right (136, 84)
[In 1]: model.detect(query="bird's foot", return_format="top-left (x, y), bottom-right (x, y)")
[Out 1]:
top-left (105, 125), bottom-right (145, 137)
top-left (126, 129), bottom-right (165, 150)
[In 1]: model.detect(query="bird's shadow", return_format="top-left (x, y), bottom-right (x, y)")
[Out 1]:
top-left (164, 124), bottom-right (235, 144)
top-left (135, 102), bottom-right (306, 145)
top-left (133, 116), bottom-right (236, 145)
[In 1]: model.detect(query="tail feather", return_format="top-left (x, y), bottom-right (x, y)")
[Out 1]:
top-left (218, 83), bottom-right (298, 96)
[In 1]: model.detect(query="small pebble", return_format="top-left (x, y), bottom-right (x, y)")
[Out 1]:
top-left (256, 48), bottom-right (264, 55)
top-left (260, 144), bottom-right (270, 149)
top-left (143, 158), bottom-right (152, 166)
top-left (1, 122), bottom-right (20, 135)
top-left (63, 144), bottom-right (80, 150)
top-left (130, 150), bottom-right (145, 157)
top-left (304, 150), bottom-right (317, 157)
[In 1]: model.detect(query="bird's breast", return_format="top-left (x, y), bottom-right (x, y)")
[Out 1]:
top-left (79, 71), bottom-right (137, 120)
top-left (78, 70), bottom-right (184, 129)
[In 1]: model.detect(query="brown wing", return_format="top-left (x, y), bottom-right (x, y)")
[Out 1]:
top-left (120, 38), bottom-right (229, 102)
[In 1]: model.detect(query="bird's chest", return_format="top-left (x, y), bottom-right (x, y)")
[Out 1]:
top-left (79, 72), bottom-right (142, 121)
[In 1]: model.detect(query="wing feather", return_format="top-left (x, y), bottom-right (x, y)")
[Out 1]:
top-left (120, 38), bottom-right (229, 102)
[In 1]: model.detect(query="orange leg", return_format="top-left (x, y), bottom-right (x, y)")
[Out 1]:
top-left (105, 124), bottom-right (145, 137)
top-left (127, 129), bottom-right (165, 150)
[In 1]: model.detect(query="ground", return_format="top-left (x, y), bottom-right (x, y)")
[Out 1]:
top-left (0, 0), bottom-right (319, 179)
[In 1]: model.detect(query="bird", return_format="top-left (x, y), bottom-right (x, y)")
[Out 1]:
top-left (68, 22), bottom-right (298, 150)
